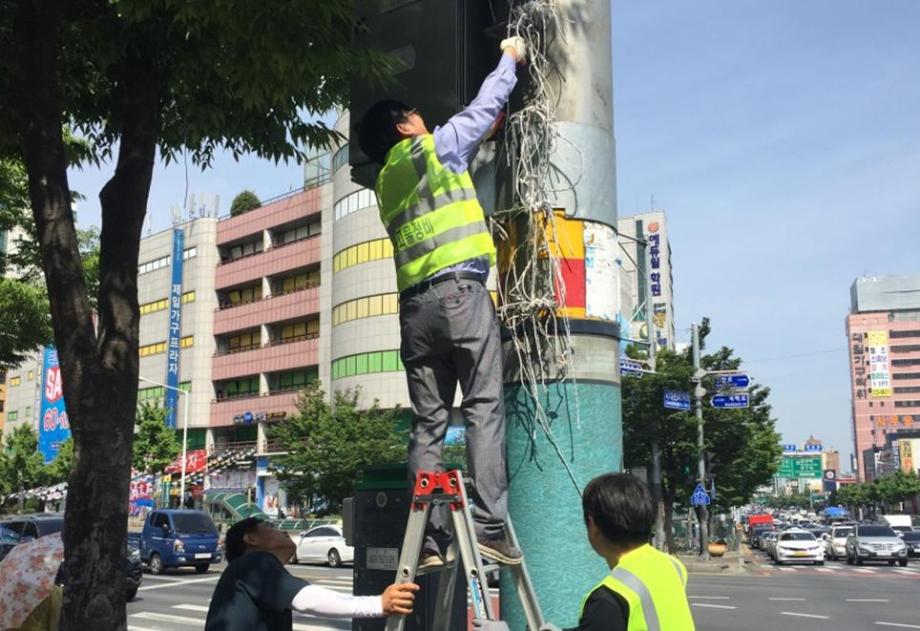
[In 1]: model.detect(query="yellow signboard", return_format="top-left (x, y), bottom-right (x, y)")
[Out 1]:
top-left (867, 331), bottom-right (888, 346)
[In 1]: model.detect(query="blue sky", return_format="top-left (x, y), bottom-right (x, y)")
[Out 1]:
top-left (68, 1), bottom-right (920, 468)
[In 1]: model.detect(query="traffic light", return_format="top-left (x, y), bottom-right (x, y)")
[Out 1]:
top-left (349, 0), bottom-right (509, 188)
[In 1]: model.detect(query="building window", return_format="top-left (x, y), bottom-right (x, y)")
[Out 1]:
top-left (138, 381), bottom-right (191, 402)
top-left (27, 370), bottom-right (34, 381)
top-left (894, 400), bottom-right (920, 408)
top-left (7, 411), bottom-right (17, 421)
top-left (277, 368), bottom-right (319, 392)
top-left (278, 270), bottom-right (320, 295)
top-left (25, 406), bottom-right (31, 418)
top-left (890, 330), bottom-right (920, 339)
top-left (219, 376), bottom-right (260, 400)
top-left (223, 284), bottom-right (263, 308)
top-left (892, 358), bottom-right (920, 367)
top-left (228, 331), bottom-right (261, 353)
top-left (333, 293), bottom-right (399, 327)
top-left (139, 336), bottom-right (193, 357)
top-left (332, 145), bottom-right (349, 173)
top-left (183, 246), bottom-right (197, 260)
top-left (223, 239), bottom-right (264, 263)
top-left (277, 319), bottom-right (320, 343)
top-left (333, 188), bottom-right (375, 222)
top-left (894, 386), bottom-right (920, 394)
top-left (9, 376), bottom-right (20, 387)
top-left (331, 350), bottom-right (403, 380)
top-left (890, 345), bottom-right (920, 353)
top-left (893, 372), bottom-right (920, 380)
top-left (140, 291), bottom-right (196, 315)
top-left (274, 220), bottom-right (321, 246)
top-left (333, 238), bottom-right (393, 273)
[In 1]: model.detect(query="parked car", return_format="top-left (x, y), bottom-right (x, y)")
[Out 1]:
top-left (139, 509), bottom-right (222, 574)
top-left (0, 512), bottom-right (142, 600)
top-left (762, 531), bottom-right (779, 559)
top-left (774, 529), bottom-right (824, 565)
top-left (822, 524), bottom-right (854, 561)
top-left (750, 526), bottom-right (775, 549)
top-left (890, 525), bottom-right (914, 538)
top-left (901, 531), bottom-right (920, 558)
top-left (845, 524), bottom-right (909, 566)
top-left (294, 524), bottom-right (354, 567)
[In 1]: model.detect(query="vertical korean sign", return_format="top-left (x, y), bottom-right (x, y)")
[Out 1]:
top-left (867, 330), bottom-right (891, 397)
top-left (39, 347), bottom-right (70, 462)
top-left (165, 228), bottom-right (185, 428)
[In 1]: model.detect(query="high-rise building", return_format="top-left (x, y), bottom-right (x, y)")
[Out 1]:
top-left (846, 275), bottom-right (920, 481)
top-left (617, 210), bottom-right (676, 351)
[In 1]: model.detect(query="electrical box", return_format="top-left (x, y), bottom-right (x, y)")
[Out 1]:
top-left (349, 464), bottom-right (467, 631)
top-left (349, 0), bottom-right (510, 189)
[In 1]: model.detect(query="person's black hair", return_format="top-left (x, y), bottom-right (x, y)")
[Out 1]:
top-left (582, 473), bottom-right (657, 546)
top-left (357, 99), bottom-right (413, 165)
top-left (225, 517), bottom-right (264, 562)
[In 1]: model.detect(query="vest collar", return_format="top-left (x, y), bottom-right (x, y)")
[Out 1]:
top-left (615, 543), bottom-right (654, 568)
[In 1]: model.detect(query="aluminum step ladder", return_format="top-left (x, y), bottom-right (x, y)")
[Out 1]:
top-left (385, 469), bottom-right (544, 631)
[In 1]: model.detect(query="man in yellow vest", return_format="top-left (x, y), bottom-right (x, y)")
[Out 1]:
top-left (357, 37), bottom-right (526, 570)
top-left (540, 473), bottom-right (696, 631)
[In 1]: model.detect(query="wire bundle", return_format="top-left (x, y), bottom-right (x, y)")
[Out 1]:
top-left (496, 0), bottom-right (581, 493)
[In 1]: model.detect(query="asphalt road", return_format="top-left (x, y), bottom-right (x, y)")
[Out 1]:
top-left (127, 562), bottom-right (352, 631)
top-left (691, 556), bottom-right (920, 631)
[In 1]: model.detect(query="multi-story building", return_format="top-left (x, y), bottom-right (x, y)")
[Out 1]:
top-left (847, 275), bottom-right (920, 481)
top-left (3, 350), bottom-right (43, 438)
top-left (617, 210), bottom-right (676, 351)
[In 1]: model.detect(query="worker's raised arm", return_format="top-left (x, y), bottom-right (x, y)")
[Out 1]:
top-left (290, 583), bottom-right (418, 619)
top-left (433, 37), bottom-right (526, 174)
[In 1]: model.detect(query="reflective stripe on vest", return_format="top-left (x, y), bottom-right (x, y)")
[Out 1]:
top-left (376, 135), bottom-right (496, 292)
top-left (610, 566), bottom-right (661, 631)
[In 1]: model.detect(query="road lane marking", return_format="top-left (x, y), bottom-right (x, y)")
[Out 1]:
top-left (876, 623), bottom-right (920, 629)
top-left (777, 567), bottom-right (796, 572)
top-left (848, 599), bottom-right (890, 603)
top-left (853, 568), bottom-right (877, 573)
top-left (770, 597), bottom-right (806, 601)
top-left (688, 596), bottom-right (731, 600)
top-left (781, 612), bottom-right (829, 620)
top-left (692, 603), bottom-right (737, 610)
top-left (137, 575), bottom-right (220, 591)
top-left (816, 568), bottom-right (834, 572)
top-left (893, 569), bottom-right (915, 575)
top-left (174, 604), bottom-right (210, 612)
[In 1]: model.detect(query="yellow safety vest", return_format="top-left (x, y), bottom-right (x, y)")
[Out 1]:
top-left (581, 544), bottom-right (696, 631)
top-left (375, 134), bottom-right (496, 292)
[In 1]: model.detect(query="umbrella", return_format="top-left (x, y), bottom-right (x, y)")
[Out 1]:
top-left (0, 533), bottom-right (63, 628)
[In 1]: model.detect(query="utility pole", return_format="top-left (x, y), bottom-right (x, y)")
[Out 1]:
top-left (692, 323), bottom-right (710, 560)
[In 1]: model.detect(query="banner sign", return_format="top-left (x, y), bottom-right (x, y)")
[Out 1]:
top-left (165, 449), bottom-right (208, 475)
top-left (164, 228), bottom-right (185, 428)
top-left (38, 347), bottom-right (70, 463)
top-left (867, 330), bottom-right (892, 397)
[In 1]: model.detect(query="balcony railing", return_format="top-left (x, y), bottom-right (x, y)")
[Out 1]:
top-left (214, 333), bottom-right (319, 358)
top-left (217, 281), bottom-right (320, 312)
top-left (217, 232), bottom-right (320, 267)
top-left (268, 333), bottom-right (320, 347)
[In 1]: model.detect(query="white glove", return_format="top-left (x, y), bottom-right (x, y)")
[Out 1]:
top-left (472, 620), bottom-right (511, 631)
top-left (500, 36), bottom-right (527, 62)
top-left (540, 624), bottom-right (562, 631)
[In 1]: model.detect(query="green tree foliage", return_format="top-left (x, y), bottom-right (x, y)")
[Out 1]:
top-left (2, 2), bottom-right (388, 625)
top-left (622, 318), bottom-right (782, 551)
top-left (132, 403), bottom-right (181, 475)
top-left (835, 471), bottom-right (920, 514)
top-left (0, 424), bottom-right (47, 498)
top-left (229, 190), bottom-right (261, 216)
top-left (44, 437), bottom-right (74, 485)
top-left (269, 384), bottom-right (406, 514)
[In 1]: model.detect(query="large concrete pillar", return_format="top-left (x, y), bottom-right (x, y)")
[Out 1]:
top-left (499, 1), bottom-right (621, 628)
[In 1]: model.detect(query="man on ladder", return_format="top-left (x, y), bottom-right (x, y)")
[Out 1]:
top-left (358, 36), bottom-right (528, 571)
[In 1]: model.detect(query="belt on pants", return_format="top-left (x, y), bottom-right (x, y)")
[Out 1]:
top-left (400, 271), bottom-right (485, 300)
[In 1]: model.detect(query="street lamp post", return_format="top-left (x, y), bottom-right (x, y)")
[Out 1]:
top-left (139, 376), bottom-right (190, 506)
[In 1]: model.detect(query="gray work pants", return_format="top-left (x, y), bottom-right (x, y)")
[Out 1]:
top-left (399, 276), bottom-right (508, 552)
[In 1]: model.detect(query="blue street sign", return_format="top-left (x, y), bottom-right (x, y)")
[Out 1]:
top-left (663, 389), bottom-right (691, 411)
top-left (691, 483), bottom-right (711, 506)
top-left (620, 359), bottom-right (644, 378)
top-left (782, 443), bottom-right (798, 453)
top-left (710, 393), bottom-right (750, 409)
top-left (714, 373), bottom-right (750, 390)
top-left (804, 443), bottom-right (822, 452)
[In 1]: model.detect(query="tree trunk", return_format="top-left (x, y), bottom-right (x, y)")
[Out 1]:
top-left (13, 3), bottom-right (160, 629)
top-left (662, 487), bottom-right (676, 553)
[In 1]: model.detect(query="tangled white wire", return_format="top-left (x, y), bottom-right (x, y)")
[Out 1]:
top-left (496, 0), bottom-right (582, 494)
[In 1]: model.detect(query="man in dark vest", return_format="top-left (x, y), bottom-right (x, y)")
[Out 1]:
top-left (358, 36), bottom-right (527, 569)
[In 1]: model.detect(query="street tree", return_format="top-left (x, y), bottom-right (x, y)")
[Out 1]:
top-left (622, 319), bottom-right (782, 551)
top-left (269, 384), bottom-right (406, 515)
top-left (44, 437), bottom-right (74, 485)
top-left (132, 402), bottom-right (181, 476)
top-left (2, 2), bottom-right (388, 625)
top-left (0, 424), bottom-right (48, 504)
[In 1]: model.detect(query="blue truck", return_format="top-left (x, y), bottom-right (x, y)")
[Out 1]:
top-left (138, 509), bottom-right (222, 574)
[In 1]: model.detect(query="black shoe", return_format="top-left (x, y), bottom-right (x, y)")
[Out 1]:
top-left (477, 537), bottom-right (523, 566)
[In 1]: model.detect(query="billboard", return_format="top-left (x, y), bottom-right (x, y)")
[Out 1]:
top-left (38, 347), bottom-right (70, 463)
top-left (899, 439), bottom-right (920, 473)
top-left (164, 228), bottom-right (185, 428)
top-left (584, 222), bottom-right (618, 321)
top-left (778, 455), bottom-right (823, 479)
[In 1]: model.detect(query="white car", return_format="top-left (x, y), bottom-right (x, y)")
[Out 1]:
top-left (294, 525), bottom-right (354, 568)
top-left (823, 525), bottom-right (854, 561)
top-left (774, 530), bottom-right (824, 565)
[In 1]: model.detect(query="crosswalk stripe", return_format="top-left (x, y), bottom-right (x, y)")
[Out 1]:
top-left (816, 568), bottom-right (834, 572)
top-left (128, 627), bottom-right (163, 631)
top-left (893, 569), bottom-right (915, 575)
top-left (173, 604), bottom-right (210, 613)
top-left (131, 611), bottom-right (204, 626)
top-left (777, 567), bottom-right (796, 572)
top-left (853, 568), bottom-right (877, 574)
